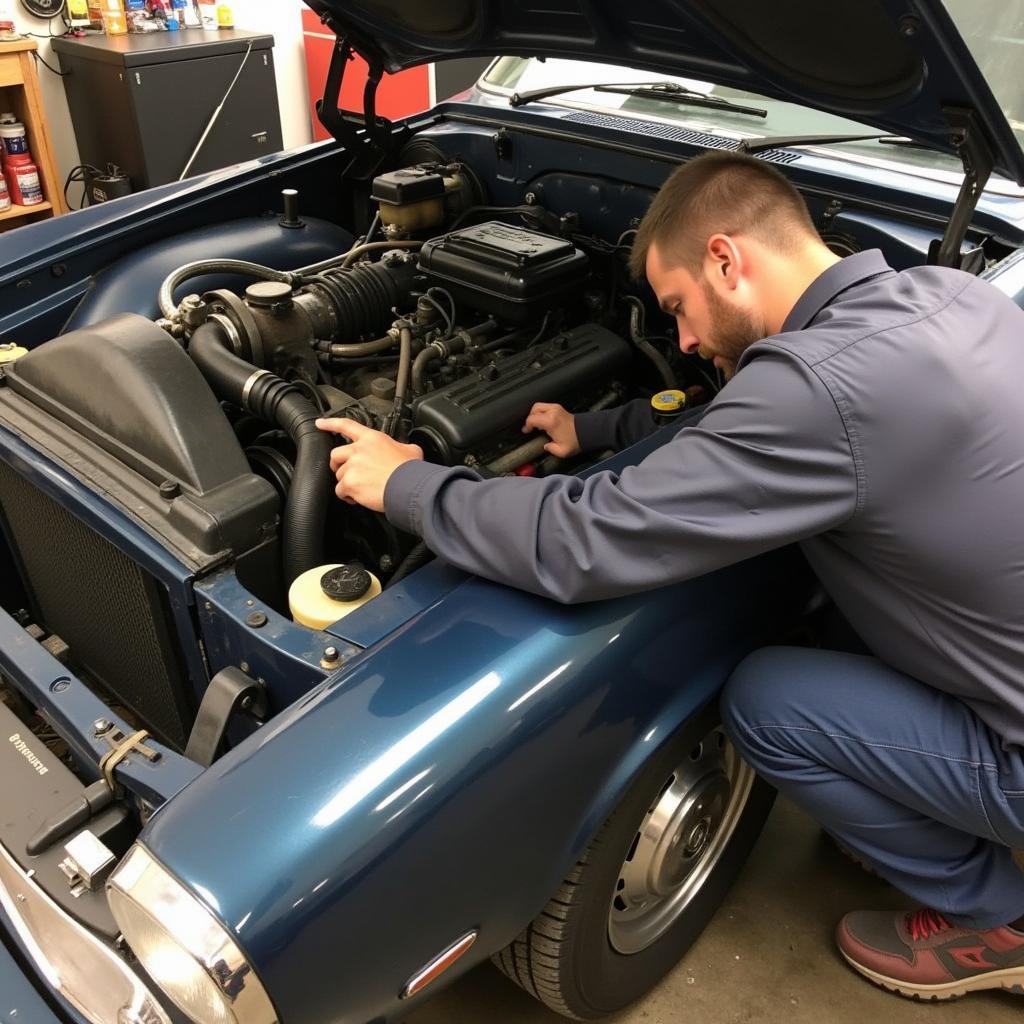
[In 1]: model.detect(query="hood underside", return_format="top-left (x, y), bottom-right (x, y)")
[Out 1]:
top-left (304, 0), bottom-right (1024, 185)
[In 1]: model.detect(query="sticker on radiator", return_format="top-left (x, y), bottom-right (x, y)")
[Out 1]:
top-left (8, 732), bottom-right (48, 775)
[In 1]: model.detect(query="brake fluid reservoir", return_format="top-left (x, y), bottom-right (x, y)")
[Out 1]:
top-left (289, 564), bottom-right (382, 629)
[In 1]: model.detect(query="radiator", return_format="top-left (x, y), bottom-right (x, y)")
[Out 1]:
top-left (0, 458), bottom-right (194, 749)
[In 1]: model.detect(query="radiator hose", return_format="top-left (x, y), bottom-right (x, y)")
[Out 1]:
top-left (188, 321), bottom-right (331, 584)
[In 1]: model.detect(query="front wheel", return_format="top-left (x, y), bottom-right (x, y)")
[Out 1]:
top-left (492, 705), bottom-right (773, 1019)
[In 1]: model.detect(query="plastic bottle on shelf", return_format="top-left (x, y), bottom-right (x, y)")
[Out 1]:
top-left (0, 122), bottom-right (29, 160)
top-left (0, 170), bottom-right (11, 213)
top-left (6, 160), bottom-right (43, 207)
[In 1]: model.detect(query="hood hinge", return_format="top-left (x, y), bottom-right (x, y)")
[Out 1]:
top-left (929, 107), bottom-right (994, 271)
top-left (317, 36), bottom-right (400, 179)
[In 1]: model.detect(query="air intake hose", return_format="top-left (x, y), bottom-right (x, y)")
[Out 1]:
top-left (188, 321), bottom-right (331, 584)
top-left (306, 255), bottom-right (419, 342)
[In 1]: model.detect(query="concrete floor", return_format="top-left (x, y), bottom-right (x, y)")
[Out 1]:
top-left (404, 798), bottom-right (1022, 1024)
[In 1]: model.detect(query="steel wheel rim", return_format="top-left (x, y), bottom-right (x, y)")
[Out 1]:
top-left (607, 727), bottom-right (752, 955)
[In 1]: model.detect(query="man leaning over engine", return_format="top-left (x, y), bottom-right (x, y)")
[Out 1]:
top-left (316, 151), bottom-right (1024, 1001)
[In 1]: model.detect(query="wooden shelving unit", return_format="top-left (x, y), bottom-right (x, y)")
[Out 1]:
top-left (0, 39), bottom-right (66, 232)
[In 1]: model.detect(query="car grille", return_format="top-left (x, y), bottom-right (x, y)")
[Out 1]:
top-left (0, 458), bottom-right (195, 749)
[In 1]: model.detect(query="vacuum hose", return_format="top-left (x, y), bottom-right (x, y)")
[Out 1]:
top-left (189, 321), bottom-right (332, 584)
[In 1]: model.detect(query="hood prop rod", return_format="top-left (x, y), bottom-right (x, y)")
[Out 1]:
top-left (930, 107), bottom-right (993, 272)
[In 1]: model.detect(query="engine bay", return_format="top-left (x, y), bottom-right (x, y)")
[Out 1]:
top-left (2, 153), bottom-right (721, 624)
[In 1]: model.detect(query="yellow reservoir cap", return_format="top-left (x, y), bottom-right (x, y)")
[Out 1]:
top-left (0, 343), bottom-right (28, 364)
top-left (650, 389), bottom-right (687, 413)
top-left (289, 564), bottom-right (382, 630)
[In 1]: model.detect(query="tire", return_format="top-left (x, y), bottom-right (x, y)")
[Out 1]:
top-left (492, 704), bottom-right (774, 1019)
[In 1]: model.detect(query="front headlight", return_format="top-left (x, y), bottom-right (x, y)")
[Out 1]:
top-left (107, 846), bottom-right (277, 1024)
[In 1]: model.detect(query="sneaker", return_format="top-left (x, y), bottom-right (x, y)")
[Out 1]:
top-left (836, 908), bottom-right (1024, 1000)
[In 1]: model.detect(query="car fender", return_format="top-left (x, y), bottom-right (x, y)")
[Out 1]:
top-left (142, 546), bottom-right (812, 1023)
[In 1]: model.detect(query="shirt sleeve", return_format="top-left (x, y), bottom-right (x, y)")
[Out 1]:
top-left (574, 398), bottom-right (658, 452)
top-left (384, 350), bottom-right (858, 603)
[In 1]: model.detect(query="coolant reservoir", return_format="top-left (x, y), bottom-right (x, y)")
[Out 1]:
top-left (0, 342), bottom-right (28, 364)
top-left (289, 564), bottom-right (382, 629)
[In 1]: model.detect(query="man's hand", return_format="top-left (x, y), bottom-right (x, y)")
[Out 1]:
top-left (316, 418), bottom-right (423, 513)
top-left (522, 402), bottom-right (580, 459)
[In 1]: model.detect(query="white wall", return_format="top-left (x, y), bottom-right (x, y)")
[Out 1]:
top-left (231, 0), bottom-right (312, 151)
top-left (10, 0), bottom-right (314, 187)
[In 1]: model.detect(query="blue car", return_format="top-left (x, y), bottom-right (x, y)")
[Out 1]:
top-left (2, 2), bottom-right (1024, 1022)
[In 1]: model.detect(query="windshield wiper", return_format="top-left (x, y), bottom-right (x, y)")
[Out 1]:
top-left (738, 131), bottom-right (892, 154)
top-left (510, 80), bottom-right (767, 118)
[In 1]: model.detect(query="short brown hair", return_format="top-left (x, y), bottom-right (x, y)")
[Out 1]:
top-left (629, 151), bottom-right (818, 280)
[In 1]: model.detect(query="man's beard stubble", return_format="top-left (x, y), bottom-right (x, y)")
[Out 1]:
top-left (697, 280), bottom-right (767, 378)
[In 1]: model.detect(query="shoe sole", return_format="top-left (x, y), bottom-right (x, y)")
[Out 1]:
top-left (840, 949), bottom-right (1024, 1000)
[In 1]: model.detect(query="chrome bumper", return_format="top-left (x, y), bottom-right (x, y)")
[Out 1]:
top-left (0, 840), bottom-right (170, 1024)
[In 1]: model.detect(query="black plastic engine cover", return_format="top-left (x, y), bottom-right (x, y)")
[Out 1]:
top-left (410, 323), bottom-right (630, 462)
top-left (418, 221), bottom-right (589, 323)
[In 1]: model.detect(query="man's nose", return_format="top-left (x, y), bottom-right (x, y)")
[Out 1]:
top-left (678, 332), bottom-right (701, 355)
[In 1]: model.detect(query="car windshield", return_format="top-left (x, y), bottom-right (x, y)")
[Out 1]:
top-left (481, 54), bottom-right (1024, 197)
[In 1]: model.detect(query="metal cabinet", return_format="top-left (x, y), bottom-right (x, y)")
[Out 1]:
top-left (52, 29), bottom-right (283, 191)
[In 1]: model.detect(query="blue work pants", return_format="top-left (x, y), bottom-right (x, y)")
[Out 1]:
top-left (721, 647), bottom-right (1024, 928)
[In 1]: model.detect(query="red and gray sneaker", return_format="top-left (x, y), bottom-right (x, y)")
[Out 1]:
top-left (837, 908), bottom-right (1024, 1000)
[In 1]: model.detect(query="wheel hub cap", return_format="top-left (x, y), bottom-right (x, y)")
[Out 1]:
top-left (607, 728), bottom-right (753, 955)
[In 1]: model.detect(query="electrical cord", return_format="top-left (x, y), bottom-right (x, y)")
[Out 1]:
top-left (63, 162), bottom-right (128, 210)
top-left (63, 163), bottom-right (102, 211)
top-left (179, 38), bottom-right (253, 181)
top-left (29, 48), bottom-right (68, 76)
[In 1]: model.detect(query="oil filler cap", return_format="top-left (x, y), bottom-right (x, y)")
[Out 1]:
top-left (650, 389), bottom-right (687, 414)
top-left (321, 564), bottom-right (372, 602)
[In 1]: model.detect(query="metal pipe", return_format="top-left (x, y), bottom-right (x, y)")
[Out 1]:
top-left (487, 389), bottom-right (622, 476)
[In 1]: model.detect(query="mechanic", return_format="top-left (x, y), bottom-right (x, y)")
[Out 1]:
top-left (317, 151), bottom-right (1024, 1000)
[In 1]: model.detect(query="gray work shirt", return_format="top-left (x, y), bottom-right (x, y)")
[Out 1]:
top-left (385, 250), bottom-right (1024, 746)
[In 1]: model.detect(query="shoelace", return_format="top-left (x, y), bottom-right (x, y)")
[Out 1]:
top-left (908, 908), bottom-right (953, 942)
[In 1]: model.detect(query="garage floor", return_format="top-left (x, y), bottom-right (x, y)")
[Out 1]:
top-left (404, 798), bottom-right (1023, 1024)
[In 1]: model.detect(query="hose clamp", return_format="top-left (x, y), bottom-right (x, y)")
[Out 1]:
top-left (242, 368), bottom-right (272, 407)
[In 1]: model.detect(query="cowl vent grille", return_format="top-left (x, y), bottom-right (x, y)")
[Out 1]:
top-left (560, 111), bottom-right (800, 164)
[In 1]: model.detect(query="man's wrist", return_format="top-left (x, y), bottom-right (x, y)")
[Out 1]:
top-left (383, 460), bottom-right (447, 534)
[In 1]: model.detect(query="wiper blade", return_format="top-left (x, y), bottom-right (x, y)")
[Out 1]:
top-left (737, 131), bottom-right (892, 154)
top-left (510, 80), bottom-right (766, 118)
top-left (876, 136), bottom-right (932, 151)
top-left (509, 80), bottom-right (667, 108)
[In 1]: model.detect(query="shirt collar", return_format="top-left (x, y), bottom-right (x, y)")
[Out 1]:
top-left (780, 249), bottom-right (894, 334)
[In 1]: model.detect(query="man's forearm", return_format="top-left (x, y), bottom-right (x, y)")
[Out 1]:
top-left (574, 398), bottom-right (658, 453)
top-left (574, 398), bottom-right (708, 454)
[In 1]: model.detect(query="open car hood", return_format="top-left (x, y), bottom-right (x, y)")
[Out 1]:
top-left (303, 0), bottom-right (1024, 185)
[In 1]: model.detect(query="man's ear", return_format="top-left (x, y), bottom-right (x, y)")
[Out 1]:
top-left (705, 233), bottom-right (743, 290)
